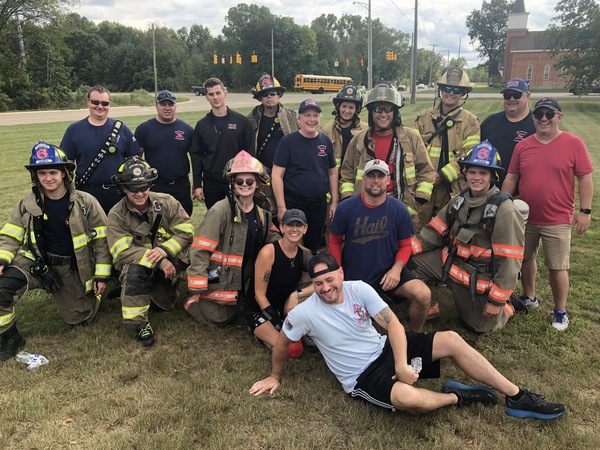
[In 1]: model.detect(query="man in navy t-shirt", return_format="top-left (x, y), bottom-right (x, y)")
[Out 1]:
top-left (272, 99), bottom-right (338, 253)
top-left (330, 159), bottom-right (431, 332)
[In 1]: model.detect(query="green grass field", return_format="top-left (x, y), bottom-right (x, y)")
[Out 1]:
top-left (0, 98), bottom-right (599, 449)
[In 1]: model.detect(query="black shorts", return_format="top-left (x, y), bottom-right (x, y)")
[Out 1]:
top-left (372, 266), bottom-right (419, 301)
top-left (349, 331), bottom-right (440, 411)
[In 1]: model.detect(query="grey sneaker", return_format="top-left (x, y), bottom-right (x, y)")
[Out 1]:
top-left (519, 294), bottom-right (539, 308)
top-left (505, 389), bottom-right (566, 419)
top-left (552, 310), bottom-right (569, 331)
top-left (442, 380), bottom-right (498, 407)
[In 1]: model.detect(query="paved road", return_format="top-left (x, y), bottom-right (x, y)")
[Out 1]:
top-left (0, 91), bottom-right (575, 126)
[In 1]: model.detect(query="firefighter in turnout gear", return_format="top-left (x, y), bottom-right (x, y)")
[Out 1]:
top-left (339, 85), bottom-right (435, 230)
top-left (0, 141), bottom-right (111, 361)
top-left (185, 151), bottom-right (280, 328)
top-left (320, 83), bottom-right (369, 250)
top-left (247, 74), bottom-right (298, 218)
top-left (107, 157), bottom-right (193, 346)
top-left (410, 141), bottom-right (527, 334)
top-left (414, 67), bottom-right (480, 231)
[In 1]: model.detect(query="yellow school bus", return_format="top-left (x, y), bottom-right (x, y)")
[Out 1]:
top-left (294, 74), bottom-right (353, 94)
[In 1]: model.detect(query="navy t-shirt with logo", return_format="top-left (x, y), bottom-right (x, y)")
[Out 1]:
top-left (273, 131), bottom-right (335, 198)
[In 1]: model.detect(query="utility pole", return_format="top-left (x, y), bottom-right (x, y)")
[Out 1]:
top-left (458, 36), bottom-right (462, 61)
top-left (428, 44), bottom-right (438, 87)
top-left (410, 0), bottom-right (418, 104)
top-left (152, 23), bottom-right (158, 97)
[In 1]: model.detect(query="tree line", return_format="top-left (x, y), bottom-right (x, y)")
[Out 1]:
top-left (0, 0), bottom-right (596, 111)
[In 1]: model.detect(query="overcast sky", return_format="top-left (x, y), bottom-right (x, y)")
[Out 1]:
top-left (73, 0), bottom-right (559, 69)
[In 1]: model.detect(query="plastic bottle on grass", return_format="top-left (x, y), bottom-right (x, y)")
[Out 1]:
top-left (15, 351), bottom-right (49, 371)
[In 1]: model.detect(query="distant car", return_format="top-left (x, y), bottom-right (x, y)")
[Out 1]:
top-left (417, 83), bottom-right (426, 90)
top-left (569, 84), bottom-right (600, 95)
top-left (397, 85), bottom-right (407, 92)
top-left (191, 86), bottom-right (206, 96)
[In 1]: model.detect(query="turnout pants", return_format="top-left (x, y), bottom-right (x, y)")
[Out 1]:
top-left (410, 250), bottom-right (512, 334)
top-left (119, 263), bottom-right (179, 329)
top-left (0, 254), bottom-right (100, 334)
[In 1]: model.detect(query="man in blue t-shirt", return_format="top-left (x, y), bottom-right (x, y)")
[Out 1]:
top-left (60, 85), bottom-right (140, 213)
top-left (249, 253), bottom-right (566, 420)
top-left (135, 90), bottom-right (194, 215)
top-left (330, 159), bottom-right (430, 332)
top-left (272, 99), bottom-right (338, 253)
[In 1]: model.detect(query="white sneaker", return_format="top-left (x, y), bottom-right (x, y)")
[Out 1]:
top-left (552, 310), bottom-right (569, 331)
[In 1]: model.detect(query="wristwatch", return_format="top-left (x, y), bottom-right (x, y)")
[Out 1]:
top-left (296, 289), bottom-right (303, 299)
top-left (580, 208), bottom-right (592, 214)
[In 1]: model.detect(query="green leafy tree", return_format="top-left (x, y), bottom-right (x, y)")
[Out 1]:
top-left (466, 0), bottom-right (513, 80)
top-left (546, 0), bottom-right (600, 86)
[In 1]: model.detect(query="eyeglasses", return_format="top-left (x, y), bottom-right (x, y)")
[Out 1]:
top-left (234, 177), bottom-right (255, 186)
top-left (503, 91), bottom-right (523, 100)
top-left (263, 91), bottom-right (279, 97)
top-left (89, 99), bottom-right (110, 107)
top-left (372, 105), bottom-right (395, 114)
top-left (442, 86), bottom-right (464, 95)
top-left (533, 110), bottom-right (556, 120)
top-left (125, 185), bottom-right (151, 193)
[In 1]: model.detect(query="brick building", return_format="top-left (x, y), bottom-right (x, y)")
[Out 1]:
top-left (502, 0), bottom-right (568, 88)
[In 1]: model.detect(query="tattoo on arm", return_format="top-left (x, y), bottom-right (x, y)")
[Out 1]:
top-left (262, 270), bottom-right (271, 284)
top-left (378, 307), bottom-right (392, 324)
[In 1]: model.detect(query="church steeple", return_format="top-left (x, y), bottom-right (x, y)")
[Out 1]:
top-left (507, 0), bottom-right (529, 30)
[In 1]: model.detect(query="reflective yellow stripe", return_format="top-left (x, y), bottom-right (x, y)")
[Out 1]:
top-left (18, 249), bottom-right (36, 260)
top-left (416, 182), bottom-right (433, 196)
top-left (407, 206), bottom-right (418, 217)
top-left (441, 164), bottom-right (460, 183)
top-left (95, 263), bottom-right (112, 278)
top-left (0, 311), bottom-right (16, 327)
top-left (85, 279), bottom-right (94, 292)
top-left (0, 223), bottom-right (25, 242)
top-left (122, 305), bottom-right (149, 320)
top-left (463, 135), bottom-right (480, 149)
top-left (0, 249), bottom-right (15, 262)
top-left (162, 239), bottom-right (183, 256)
top-left (340, 182), bottom-right (355, 194)
top-left (72, 233), bottom-right (88, 250)
top-left (171, 223), bottom-right (194, 234)
top-left (94, 226), bottom-right (107, 239)
top-left (427, 146), bottom-right (442, 158)
top-left (110, 236), bottom-right (133, 259)
top-left (139, 250), bottom-right (154, 268)
top-left (405, 166), bottom-right (416, 179)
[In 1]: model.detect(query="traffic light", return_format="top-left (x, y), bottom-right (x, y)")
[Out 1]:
top-left (213, 53), bottom-right (218, 65)
top-left (251, 52), bottom-right (258, 63)
top-left (236, 52), bottom-right (242, 64)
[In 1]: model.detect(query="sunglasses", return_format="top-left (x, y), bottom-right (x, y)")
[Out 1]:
top-left (263, 91), bottom-right (279, 97)
top-left (503, 91), bottom-right (523, 100)
top-left (234, 177), bottom-right (255, 186)
top-left (89, 99), bottom-right (110, 107)
top-left (126, 185), bottom-right (151, 193)
top-left (442, 86), bottom-right (464, 95)
top-left (533, 110), bottom-right (556, 120)
top-left (372, 105), bottom-right (395, 114)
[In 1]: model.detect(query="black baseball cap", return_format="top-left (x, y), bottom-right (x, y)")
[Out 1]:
top-left (533, 97), bottom-right (561, 113)
top-left (281, 209), bottom-right (307, 225)
top-left (308, 253), bottom-right (340, 279)
top-left (156, 90), bottom-right (176, 104)
top-left (298, 99), bottom-right (322, 114)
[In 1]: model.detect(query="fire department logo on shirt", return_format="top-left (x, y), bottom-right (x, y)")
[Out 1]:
top-left (174, 130), bottom-right (185, 140)
top-left (354, 304), bottom-right (367, 326)
top-left (228, 124), bottom-right (237, 130)
top-left (317, 145), bottom-right (327, 156)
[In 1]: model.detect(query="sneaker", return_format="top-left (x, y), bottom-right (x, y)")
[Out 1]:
top-left (552, 310), bottom-right (569, 331)
top-left (442, 380), bottom-right (498, 407)
top-left (0, 326), bottom-right (26, 362)
top-left (505, 389), bottom-right (566, 419)
top-left (136, 323), bottom-right (155, 347)
top-left (426, 302), bottom-right (440, 322)
top-left (519, 294), bottom-right (539, 308)
top-left (508, 294), bottom-right (529, 314)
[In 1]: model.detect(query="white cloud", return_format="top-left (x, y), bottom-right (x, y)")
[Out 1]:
top-left (71, 0), bottom-right (560, 68)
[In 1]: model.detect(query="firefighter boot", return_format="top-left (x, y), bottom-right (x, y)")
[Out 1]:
top-left (0, 324), bottom-right (26, 362)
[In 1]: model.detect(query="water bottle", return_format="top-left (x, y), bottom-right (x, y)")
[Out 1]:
top-left (16, 351), bottom-right (49, 371)
top-left (410, 357), bottom-right (422, 374)
top-left (208, 266), bottom-right (221, 284)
